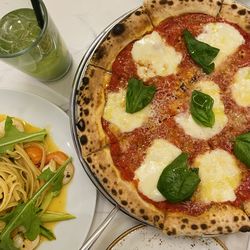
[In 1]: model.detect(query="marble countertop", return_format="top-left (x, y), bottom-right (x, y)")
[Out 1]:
top-left (0, 0), bottom-right (249, 249)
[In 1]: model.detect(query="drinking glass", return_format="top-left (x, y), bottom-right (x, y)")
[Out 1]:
top-left (0, 0), bottom-right (72, 82)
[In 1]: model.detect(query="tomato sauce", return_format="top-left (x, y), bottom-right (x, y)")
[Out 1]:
top-left (151, 197), bottom-right (210, 216)
top-left (137, 182), bottom-right (210, 216)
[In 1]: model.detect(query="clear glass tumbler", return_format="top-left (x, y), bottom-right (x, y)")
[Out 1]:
top-left (0, 0), bottom-right (72, 82)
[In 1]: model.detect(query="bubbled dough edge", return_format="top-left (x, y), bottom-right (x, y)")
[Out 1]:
top-left (143, 0), bottom-right (223, 27)
top-left (163, 204), bottom-right (250, 236)
top-left (220, 0), bottom-right (250, 33)
top-left (76, 65), bottom-right (111, 156)
top-left (89, 6), bottom-right (154, 70)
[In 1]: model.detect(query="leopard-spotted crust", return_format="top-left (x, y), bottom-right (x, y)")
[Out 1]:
top-left (219, 0), bottom-right (250, 33)
top-left (85, 147), bottom-right (165, 229)
top-left (163, 204), bottom-right (250, 236)
top-left (243, 201), bottom-right (250, 216)
top-left (144, 0), bottom-right (223, 27)
top-left (76, 65), bottom-right (111, 156)
top-left (90, 6), bottom-right (153, 71)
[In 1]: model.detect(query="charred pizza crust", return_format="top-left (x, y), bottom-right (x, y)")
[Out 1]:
top-left (76, 0), bottom-right (250, 236)
top-left (244, 201), bottom-right (250, 216)
top-left (144, 0), bottom-right (222, 27)
top-left (163, 204), bottom-right (250, 235)
top-left (90, 6), bottom-right (153, 71)
top-left (76, 65), bottom-right (111, 156)
top-left (219, 0), bottom-right (250, 32)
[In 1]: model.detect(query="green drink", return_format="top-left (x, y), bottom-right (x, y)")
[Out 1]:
top-left (0, 4), bottom-right (71, 82)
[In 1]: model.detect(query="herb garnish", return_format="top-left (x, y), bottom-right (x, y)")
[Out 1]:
top-left (126, 78), bottom-right (156, 113)
top-left (183, 29), bottom-right (220, 74)
top-left (0, 116), bottom-right (47, 154)
top-left (157, 153), bottom-right (200, 203)
top-left (233, 132), bottom-right (250, 168)
top-left (0, 158), bottom-right (71, 250)
top-left (190, 90), bottom-right (215, 128)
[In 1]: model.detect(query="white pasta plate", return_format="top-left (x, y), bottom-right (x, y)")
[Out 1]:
top-left (0, 89), bottom-right (96, 250)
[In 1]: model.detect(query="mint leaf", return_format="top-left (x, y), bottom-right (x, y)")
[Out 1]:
top-left (183, 29), bottom-right (219, 74)
top-left (0, 116), bottom-right (47, 154)
top-left (0, 158), bottom-right (71, 250)
top-left (157, 153), bottom-right (200, 203)
top-left (126, 78), bottom-right (156, 113)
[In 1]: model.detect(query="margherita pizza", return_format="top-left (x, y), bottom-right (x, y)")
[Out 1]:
top-left (75, 0), bottom-right (250, 235)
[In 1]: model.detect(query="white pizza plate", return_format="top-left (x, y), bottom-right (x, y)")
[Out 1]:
top-left (107, 224), bottom-right (228, 250)
top-left (0, 89), bottom-right (96, 250)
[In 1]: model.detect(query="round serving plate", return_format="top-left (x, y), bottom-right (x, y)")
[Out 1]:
top-left (106, 224), bottom-right (228, 250)
top-left (69, 1), bottom-right (250, 240)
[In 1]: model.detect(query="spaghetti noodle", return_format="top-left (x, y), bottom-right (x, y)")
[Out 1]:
top-left (0, 143), bottom-right (44, 214)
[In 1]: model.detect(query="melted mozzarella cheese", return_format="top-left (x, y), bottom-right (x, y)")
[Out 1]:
top-left (134, 139), bottom-right (181, 202)
top-left (231, 66), bottom-right (250, 107)
top-left (103, 89), bottom-right (151, 133)
top-left (131, 31), bottom-right (182, 81)
top-left (196, 23), bottom-right (245, 68)
top-left (175, 81), bottom-right (228, 140)
top-left (193, 149), bottom-right (241, 203)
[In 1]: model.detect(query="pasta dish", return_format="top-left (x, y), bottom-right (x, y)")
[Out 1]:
top-left (0, 116), bottom-right (74, 250)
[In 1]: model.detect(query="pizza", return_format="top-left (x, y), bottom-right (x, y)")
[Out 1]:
top-left (75, 0), bottom-right (250, 236)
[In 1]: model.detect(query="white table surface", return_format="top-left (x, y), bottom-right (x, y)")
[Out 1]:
top-left (0, 0), bottom-right (249, 249)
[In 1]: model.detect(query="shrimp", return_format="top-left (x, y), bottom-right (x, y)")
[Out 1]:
top-left (45, 151), bottom-right (74, 184)
top-left (25, 145), bottom-right (43, 165)
top-left (12, 119), bottom-right (25, 132)
top-left (0, 118), bottom-right (24, 137)
top-left (13, 235), bottom-right (40, 250)
top-left (12, 227), bottom-right (40, 250)
top-left (21, 237), bottom-right (40, 250)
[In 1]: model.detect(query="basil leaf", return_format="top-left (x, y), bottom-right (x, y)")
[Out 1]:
top-left (0, 116), bottom-right (47, 154)
top-left (157, 153), bottom-right (200, 203)
top-left (126, 78), bottom-right (156, 113)
top-left (234, 132), bottom-right (250, 168)
top-left (183, 29), bottom-right (220, 74)
top-left (190, 90), bottom-right (215, 128)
